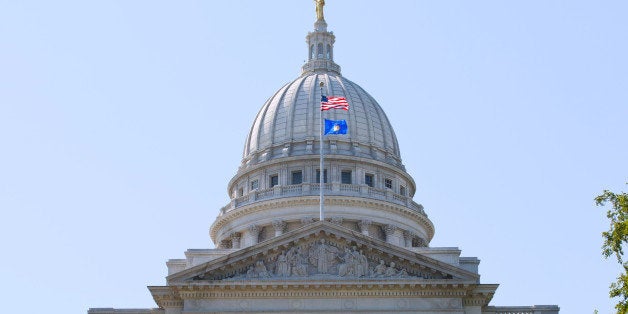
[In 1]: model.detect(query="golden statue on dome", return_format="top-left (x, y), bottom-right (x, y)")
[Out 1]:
top-left (315, 0), bottom-right (325, 21)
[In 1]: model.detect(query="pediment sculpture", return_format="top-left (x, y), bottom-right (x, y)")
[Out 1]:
top-left (192, 236), bottom-right (452, 281)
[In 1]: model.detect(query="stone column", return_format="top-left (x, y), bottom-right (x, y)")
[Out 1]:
top-left (272, 220), bottom-right (286, 237)
top-left (358, 220), bottom-right (372, 236)
top-left (331, 164), bottom-right (340, 191)
top-left (403, 231), bottom-right (412, 248)
top-left (230, 232), bottom-right (241, 249)
top-left (415, 237), bottom-right (428, 248)
top-left (245, 224), bottom-right (260, 247)
top-left (384, 224), bottom-right (404, 247)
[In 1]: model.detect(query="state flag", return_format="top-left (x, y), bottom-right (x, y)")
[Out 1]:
top-left (324, 119), bottom-right (348, 135)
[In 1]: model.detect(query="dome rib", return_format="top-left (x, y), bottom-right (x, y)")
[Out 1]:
top-left (241, 72), bottom-right (405, 170)
top-left (345, 78), bottom-right (375, 153)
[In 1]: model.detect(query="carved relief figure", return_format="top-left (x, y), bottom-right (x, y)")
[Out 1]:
top-left (385, 261), bottom-right (398, 277)
top-left (338, 248), bottom-right (355, 276)
top-left (246, 265), bottom-right (256, 278)
top-left (309, 239), bottom-right (338, 274)
top-left (219, 241), bottom-right (421, 280)
top-left (275, 251), bottom-right (290, 276)
top-left (254, 260), bottom-right (270, 278)
top-left (288, 246), bottom-right (308, 276)
top-left (357, 249), bottom-right (369, 277)
top-left (373, 259), bottom-right (387, 277)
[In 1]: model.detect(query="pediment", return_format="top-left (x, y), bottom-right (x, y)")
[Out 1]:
top-left (167, 221), bottom-right (479, 284)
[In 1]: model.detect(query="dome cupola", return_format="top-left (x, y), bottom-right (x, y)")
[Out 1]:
top-left (210, 2), bottom-right (433, 252)
top-left (241, 7), bottom-right (402, 171)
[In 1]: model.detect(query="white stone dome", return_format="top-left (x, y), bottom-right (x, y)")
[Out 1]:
top-left (242, 72), bottom-right (404, 170)
top-left (210, 19), bottom-right (433, 250)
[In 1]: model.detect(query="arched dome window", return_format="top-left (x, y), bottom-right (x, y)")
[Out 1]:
top-left (326, 44), bottom-right (331, 59)
top-left (310, 44), bottom-right (315, 60)
top-left (317, 43), bottom-right (324, 58)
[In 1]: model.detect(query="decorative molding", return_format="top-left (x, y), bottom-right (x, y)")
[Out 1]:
top-left (191, 235), bottom-right (448, 282)
top-left (211, 196), bottom-right (434, 244)
top-left (248, 224), bottom-right (260, 234)
top-left (148, 286), bottom-right (183, 310)
top-left (301, 216), bottom-right (315, 226)
top-left (330, 216), bottom-right (343, 225)
top-left (173, 283), bottom-right (472, 299)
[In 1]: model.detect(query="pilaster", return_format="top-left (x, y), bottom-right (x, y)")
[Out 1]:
top-left (230, 232), bottom-right (241, 249)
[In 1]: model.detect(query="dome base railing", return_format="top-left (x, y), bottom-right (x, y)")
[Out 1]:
top-left (220, 183), bottom-right (425, 216)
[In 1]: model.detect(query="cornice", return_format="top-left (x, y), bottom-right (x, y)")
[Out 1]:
top-left (173, 282), bottom-right (475, 299)
top-left (462, 284), bottom-right (499, 307)
top-left (210, 196), bottom-right (434, 243)
top-left (150, 282), bottom-right (494, 304)
top-left (148, 286), bottom-right (183, 309)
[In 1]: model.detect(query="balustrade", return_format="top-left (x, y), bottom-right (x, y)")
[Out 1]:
top-left (221, 183), bottom-right (426, 216)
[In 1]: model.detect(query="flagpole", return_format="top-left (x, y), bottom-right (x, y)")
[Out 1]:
top-left (319, 81), bottom-right (325, 222)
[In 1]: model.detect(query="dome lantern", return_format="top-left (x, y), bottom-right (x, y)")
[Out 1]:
top-left (302, 1), bottom-right (341, 75)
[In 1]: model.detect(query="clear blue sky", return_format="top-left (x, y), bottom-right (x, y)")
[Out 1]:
top-left (1, 1), bottom-right (627, 313)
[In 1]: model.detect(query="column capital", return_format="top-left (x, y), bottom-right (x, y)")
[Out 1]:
top-left (248, 224), bottom-right (260, 234)
top-left (272, 219), bottom-right (287, 231)
top-left (358, 220), bottom-right (372, 235)
top-left (384, 224), bottom-right (399, 235)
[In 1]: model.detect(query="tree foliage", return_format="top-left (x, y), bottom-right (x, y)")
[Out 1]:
top-left (596, 187), bottom-right (628, 314)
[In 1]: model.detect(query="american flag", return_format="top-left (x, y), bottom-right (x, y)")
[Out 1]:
top-left (321, 96), bottom-right (349, 111)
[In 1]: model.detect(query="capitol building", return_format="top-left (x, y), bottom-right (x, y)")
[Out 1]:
top-left (90, 3), bottom-right (559, 314)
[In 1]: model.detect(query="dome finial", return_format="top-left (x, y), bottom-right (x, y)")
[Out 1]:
top-left (315, 0), bottom-right (325, 21)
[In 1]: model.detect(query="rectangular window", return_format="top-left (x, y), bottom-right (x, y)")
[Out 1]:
top-left (400, 185), bottom-right (406, 196)
top-left (250, 179), bottom-right (259, 190)
top-left (341, 170), bottom-right (352, 184)
top-left (365, 174), bottom-right (374, 187)
top-left (385, 178), bottom-right (393, 189)
top-left (291, 170), bottom-right (303, 185)
top-left (316, 169), bottom-right (328, 183)
top-left (270, 174), bottom-right (279, 187)
top-left (238, 187), bottom-right (244, 197)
